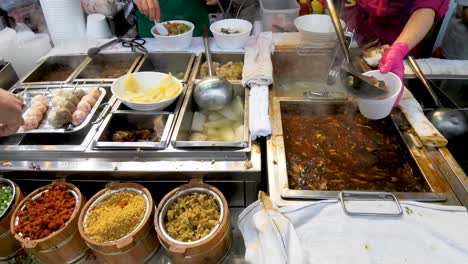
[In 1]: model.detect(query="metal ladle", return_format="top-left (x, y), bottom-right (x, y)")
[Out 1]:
top-left (407, 55), bottom-right (467, 139)
top-left (325, 0), bottom-right (386, 98)
top-left (193, 26), bottom-right (233, 110)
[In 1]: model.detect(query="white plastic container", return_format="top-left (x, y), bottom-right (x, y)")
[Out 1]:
top-left (151, 20), bottom-right (194, 50)
top-left (111, 72), bottom-right (183, 111)
top-left (294, 14), bottom-right (345, 41)
top-left (259, 0), bottom-right (299, 32)
top-left (86, 14), bottom-right (112, 39)
top-left (356, 71), bottom-right (402, 120)
top-left (210, 19), bottom-right (252, 49)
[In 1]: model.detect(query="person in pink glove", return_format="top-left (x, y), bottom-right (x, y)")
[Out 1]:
top-left (341, 0), bottom-right (450, 105)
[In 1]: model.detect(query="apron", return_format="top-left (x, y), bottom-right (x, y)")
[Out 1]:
top-left (136, 0), bottom-right (210, 37)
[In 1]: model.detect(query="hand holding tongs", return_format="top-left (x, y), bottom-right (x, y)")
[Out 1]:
top-left (325, 0), bottom-right (386, 98)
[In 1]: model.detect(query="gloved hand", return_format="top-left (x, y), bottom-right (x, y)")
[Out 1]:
top-left (378, 42), bottom-right (409, 106)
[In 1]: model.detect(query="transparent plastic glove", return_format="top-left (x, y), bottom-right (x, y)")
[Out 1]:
top-left (379, 42), bottom-right (409, 106)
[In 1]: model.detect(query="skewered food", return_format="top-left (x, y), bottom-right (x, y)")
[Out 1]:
top-left (52, 97), bottom-right (76, 112)
top-left (73, 89), bottom-right (86, 99)
top-left (48, 107), bottom-right (72, 128)
top-left (21, 94), bottom-right (49, 130)
top-left (70, 88), bottom-right (101, 126)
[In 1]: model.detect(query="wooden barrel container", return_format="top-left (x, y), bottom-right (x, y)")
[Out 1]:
top-left (155, 180), bottom-right (232, 264)
top-left (10, 180), bottom-right (89, 264)
top-left (78, 182), bottom-right (159, 264)
top-left (0, 178), bottom-right (24, 260)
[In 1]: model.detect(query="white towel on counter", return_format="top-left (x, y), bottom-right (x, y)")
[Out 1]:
top-left (239, 193), bottom-right (468, 264)
top-left (398, 89), bottom-right (448, 147)
top-left (242, 32), bottom-right (274, 140)
top-left (404, 58), bottom-right (468, 76)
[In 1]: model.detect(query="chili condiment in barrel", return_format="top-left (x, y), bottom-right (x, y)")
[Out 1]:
top-left (78, 182), bottom-right (159, 264)
top-left (0, 178), bottom-right (24, 260)
top-left (10, 181), bottom-right (88, 264)
top-left (155, 180), bottom-right (232, 264)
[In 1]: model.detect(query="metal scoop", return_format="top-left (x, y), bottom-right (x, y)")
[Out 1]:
top-left (407, 55), bottom-right (467, 139)
top-left (325, 0), bottom-right (386, 98)
top-left (193, 25), bottom-right (233, 110)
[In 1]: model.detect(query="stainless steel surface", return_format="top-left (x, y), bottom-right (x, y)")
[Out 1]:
top-left (73, 53), bottom-right (143, 83)
top-left (13, 86), bottom-right (107, 134)
top-left (0, 178), bottom-right (16, 219)
top-left (326, 0), bottom-right (351, 64)
top-left (158, 187), bottom-right (224, 245)
top-left (193, 29), bottom-right (233, 110)
top-left (87, 38), bottom-right (121, 58)
top-left (92, 111), bottom-right (174, 150)
top-left (407, 56), bottom-right (468, 139)
top-left (270, 97), bottom-right (451, 202)
top-left (172, 83), bottom-right (250, 148)
top-left (0, 62), bottom-right (18, 90)
top-left (339, 191), bottom-right (403, 217)
top-left (21, 55), bottom-right (88, 85)
top-left (134, 52), bottom-right (195, 83)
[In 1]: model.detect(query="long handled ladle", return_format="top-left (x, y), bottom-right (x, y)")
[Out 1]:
top-left (407, 55), bottom-right (467, 139)
top-left (325, 0), bottom-right (387, 98)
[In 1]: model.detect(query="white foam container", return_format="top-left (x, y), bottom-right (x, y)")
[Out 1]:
top-left (210, 19), bottom-right (252, 49)
top-left (357, 70), bottom-right (403, 120)
top-left (151, 20), bottom-right (194, 50)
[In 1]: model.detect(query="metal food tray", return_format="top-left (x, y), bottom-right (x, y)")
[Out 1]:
top-left (193, 52), bottom-right (244, 82)
top-left (171, 83), bottom-right (250, 148)
top-left (272, 98), bottom-right (447, 202)
top-left (14, 85), bottom-right (107, 134)
top-left (21, 55), bottom-right (88, 85)
top-left (92, 110), bottom-right (174, 150)
top-left (134, 52), bottom-right (195, 83)
top-left (73, 53), bottom-right (143, 82)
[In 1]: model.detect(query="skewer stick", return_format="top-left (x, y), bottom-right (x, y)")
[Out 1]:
top-left (72, 82), bottom-right (79, 92)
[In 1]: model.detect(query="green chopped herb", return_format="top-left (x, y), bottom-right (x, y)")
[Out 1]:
top-left (0, 184), bottom-right (14, 217)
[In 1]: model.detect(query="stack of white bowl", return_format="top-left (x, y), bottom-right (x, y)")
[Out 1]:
top-left (86, 14), bottom-right (112, 39)
top-left (39, 0), bottom-right (86, 45)
top-left (294, 14), bottom-right (345, 42)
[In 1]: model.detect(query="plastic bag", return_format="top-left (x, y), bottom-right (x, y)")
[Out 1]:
top-left (81, 0), bottom-right (126, 17)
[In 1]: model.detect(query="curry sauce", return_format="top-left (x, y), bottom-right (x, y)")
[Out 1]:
top-left (281, 103), bottom-right (430, 192)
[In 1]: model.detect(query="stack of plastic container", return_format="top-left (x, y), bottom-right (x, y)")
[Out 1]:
top-left (259, 0), bottom-right (300, 32)
top-left (39, 0), bottom-right (86, 45)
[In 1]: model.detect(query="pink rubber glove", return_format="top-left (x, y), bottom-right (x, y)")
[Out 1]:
top-left (378, 42), bottom-right (409, 106)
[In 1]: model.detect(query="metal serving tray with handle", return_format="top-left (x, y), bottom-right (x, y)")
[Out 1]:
top-left (21, 55), bottom-right (88, 85)
top-left (13, 85), bottom-right (107, 134)
top-left (271, 97), bottom-right (449, 202)
top-left (171, 82), bottom-right (250, 148)
top-left (92, 110), bottom-right (174, 150)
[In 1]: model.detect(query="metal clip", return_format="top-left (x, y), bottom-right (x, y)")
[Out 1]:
top-left (339, 191), bottom-right (403, 217)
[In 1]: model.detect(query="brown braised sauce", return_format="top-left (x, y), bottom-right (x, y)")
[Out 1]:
top-left (281, 103), bottom-right (430, 192)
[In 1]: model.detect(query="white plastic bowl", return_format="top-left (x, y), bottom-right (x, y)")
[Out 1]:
top-left (111, 72), bottom-right (183, 111)
top-left (294, 14), bottom-right (345, 40)
top-left (210, 19), bottom-right (252, 49)
top-left (356, 71), bottom-right (402, 120)
top-left (151, 20), bottom-right (194, 50)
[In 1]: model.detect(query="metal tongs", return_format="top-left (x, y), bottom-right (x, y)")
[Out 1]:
top-left (325, 0), bottom-right (386, 98)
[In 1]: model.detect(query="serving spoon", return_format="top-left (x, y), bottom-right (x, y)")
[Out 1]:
top-left (154, 21), bottom-right (168, 36)
top-left (325, 0), bottom-right (387, 98)
top-left (407, 55), bottom-right (467, 139)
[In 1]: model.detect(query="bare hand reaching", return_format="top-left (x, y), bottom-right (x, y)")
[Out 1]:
top-left (134, 0), bottom-right (161, 22)
top-left (0, 89), bottom-right (23, 137)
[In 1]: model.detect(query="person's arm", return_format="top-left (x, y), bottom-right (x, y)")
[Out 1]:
top-left (0, 89), bottom-right (23, 137)
top-left (134, 0), bottom-right (218, 22)
top-left (393, 8), bottom-right (436, 50)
